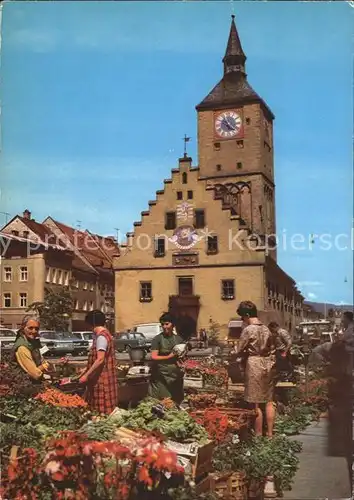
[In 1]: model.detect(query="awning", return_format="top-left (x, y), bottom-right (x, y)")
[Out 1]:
top-left (228, 320), bottom-right (243, 328)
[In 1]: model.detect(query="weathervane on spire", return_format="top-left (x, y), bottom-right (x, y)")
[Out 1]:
top-left (183, 134), bottom-right (191, 157)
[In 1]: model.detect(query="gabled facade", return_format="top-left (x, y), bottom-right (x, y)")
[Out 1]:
top-left (1, 211), bottom-right (119, 330)
top-left (114, 16), bottom-right (303, 336)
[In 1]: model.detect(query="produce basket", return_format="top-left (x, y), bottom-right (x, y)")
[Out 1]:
top-left (209, 471), bottom-right (248, 500)
top-left (53, 379), bottom-right (85, 396)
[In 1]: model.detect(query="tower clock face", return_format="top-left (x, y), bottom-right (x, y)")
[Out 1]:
top-left (215, 111), bottom-right (242, 138)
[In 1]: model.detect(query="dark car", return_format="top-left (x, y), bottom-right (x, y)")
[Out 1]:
top-left (39, 331), bottom-right (89, 356)
top-left (114, 332), bottom-right (148, 353)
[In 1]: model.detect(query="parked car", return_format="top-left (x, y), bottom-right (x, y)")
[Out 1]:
top-left (0, 327), bottom-right (17, 352)
top-left (133, 323), bottom-right (162, 342)
top-left (114, 332), bottom-right (148, 353)
top-left (39, 331), bottom-right (89, 356)
top-left (73, 331), bottom-right (94, 349)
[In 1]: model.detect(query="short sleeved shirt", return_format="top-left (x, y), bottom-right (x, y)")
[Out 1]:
top-left (96, 335), bottom-right (108, 351)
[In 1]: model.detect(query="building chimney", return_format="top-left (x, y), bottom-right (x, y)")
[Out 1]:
top-left (23, 209), bottom-right (31, 220)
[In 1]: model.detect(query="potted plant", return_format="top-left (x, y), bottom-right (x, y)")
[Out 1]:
top-left (208, 320), bottom-right (221, 354)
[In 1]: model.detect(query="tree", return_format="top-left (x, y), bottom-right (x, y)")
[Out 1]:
top-left (27, 287), bottom-right (74, 331)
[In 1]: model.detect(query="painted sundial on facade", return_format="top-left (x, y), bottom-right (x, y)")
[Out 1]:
top-left (215, 111), bottom-right (242, 138)
top-left (168, 225), bottom-right (200, 250)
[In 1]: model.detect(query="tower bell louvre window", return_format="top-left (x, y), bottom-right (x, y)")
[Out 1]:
top-left (221, 280), bottom-right (235, 300)
top-left (140, 282), bottom-right (152, 302)
top-left (194, 209), bottom-right (205, 229)
top-left (165, 211), bottom-right (176, 230)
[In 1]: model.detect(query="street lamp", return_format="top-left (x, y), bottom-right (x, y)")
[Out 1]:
top-left (301, 328), bottom-right (312, 398)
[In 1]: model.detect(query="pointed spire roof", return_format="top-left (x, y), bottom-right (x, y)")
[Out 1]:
top-left (222, 15), bottom-right (246, 73)
top-left (196, 15), bottom-right (274, 119)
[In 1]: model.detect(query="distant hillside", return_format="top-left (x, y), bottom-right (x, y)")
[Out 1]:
top-left (304, 301), bottom-right (353, 315)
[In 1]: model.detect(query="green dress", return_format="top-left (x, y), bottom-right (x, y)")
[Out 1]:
top-left (148, 333), bottom-right (184, 405)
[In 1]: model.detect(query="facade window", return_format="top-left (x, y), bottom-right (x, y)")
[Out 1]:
top-left (19, 266), bottom-right (28, 282)
top-left (194, 209), bottom-right (205, 229)
top-left (52, 269), bottom-right (57, 284)
top-left (246, 117), bottom-right (251, 125)
top-left (216, 164), bottom-right (222, 171)
top-left (63, 271), bottom-right (69, 286)
top-left (237, 162), bottom-right (242, 169)
top-left (3, 293), bottom-right (11, 308)
top-left (4, 267), bottom-right (12, 282)
top-left (236, 140), bottom-right (244, 148)
top-left (57, 270), bottom-right (63, 285)
top-left (19, 293), bottom-right (27, 308)
top-left (83, 282), bottom-right (88, 290)
top-left (221, 279), bottom-right (235, 300)
top-left (83, 301), bottom-right (88, 311)
top-left (154, 237), bottom-right (166, 257)
top-left (74, 280), bottom-right (79, 289)
top-left (140, 282), bottom-right (152, 302)
top-left (178, 277), bottom-right (193, 296)
top-left (89, 301), bottom-right (94, 311)
top-left (23, 231), bottom-right (29, 238)
top-left (207, 235), bottom-right (218, 254)
top-left (187, 190), bottom-right (193, 200)
top-left (182, 172), bottom-right (188, 184)
top-left (45, 267), bottom-right (51, 283)
top-left (214, 142), bottom-right (221, 151)
top-left (165, 211), bottom-right (176, 230)
top-left (12, 230), bottom-right (19, 236)
top-left (90, 283), bottom-right (94, 291)
top-left (74, 300), bottom-right (79, 310)
top-left (177, 191), bottom-right (183, 200)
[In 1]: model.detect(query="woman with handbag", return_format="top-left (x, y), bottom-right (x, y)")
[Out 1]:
top-left (233, 301), bottom-right (277, 437)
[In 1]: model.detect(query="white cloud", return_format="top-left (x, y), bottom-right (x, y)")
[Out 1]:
top-left (7, 28), bottom-right (59, 53)
top-left (297, 281), bottom-right (323, 287)
top-left (307, 292), bottom-right (317, 300)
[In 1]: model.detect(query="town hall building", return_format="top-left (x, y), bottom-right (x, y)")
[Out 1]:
top-left (114, 16), bottom-right (304, 337)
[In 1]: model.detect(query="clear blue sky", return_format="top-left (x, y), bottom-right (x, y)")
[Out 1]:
top-left (0, 1), bottom-right (352, 305)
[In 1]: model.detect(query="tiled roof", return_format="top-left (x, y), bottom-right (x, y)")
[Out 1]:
top-left (196, 73), bottom-right (274, 118)
top-left (48, 219), bottom-right (119, 270)
top-left (18, 217), bottom-right (66, 246)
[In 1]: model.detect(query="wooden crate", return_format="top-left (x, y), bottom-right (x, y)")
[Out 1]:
top-left (167, 440), bottom-right (215, 481)
top-left (193, 440), bottom-right (215, 480)
top-left (184, 376), bottom-right (203, 389)
top-left (194, 474), bottom-right (211, 495)
top-left (209, 471), bottom-right (248, 500)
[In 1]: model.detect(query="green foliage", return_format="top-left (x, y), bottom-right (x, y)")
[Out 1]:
top-left (207, 319), bottom-right (221, 346)
top-left (27, 286), bottom-right (74, 331)
top-left (119, 398), bottom-right (209, 444)
top-left (213, 434), bottom-right (302, 493)
top-left (0, 394), bottom-right (88, 431)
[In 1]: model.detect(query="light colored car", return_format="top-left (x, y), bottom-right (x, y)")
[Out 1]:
top-left (133, 323), bottom-right (162, 342)
top-left (73, 331), bottom-right (94, 349)
top-left (0, 327), bottom-right (17, 352)
top-left (39, 331), bottom-right (89, 356)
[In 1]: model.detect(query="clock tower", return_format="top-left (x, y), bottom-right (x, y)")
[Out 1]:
top-left (196, 15), bottom-right (276, 240)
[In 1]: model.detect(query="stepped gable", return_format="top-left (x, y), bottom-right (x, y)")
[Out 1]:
top-left (120, 154), bottom-right (250, 251)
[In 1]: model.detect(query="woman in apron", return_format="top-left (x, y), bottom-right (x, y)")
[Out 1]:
top-left (148, 312), bottom-right (185, 405)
